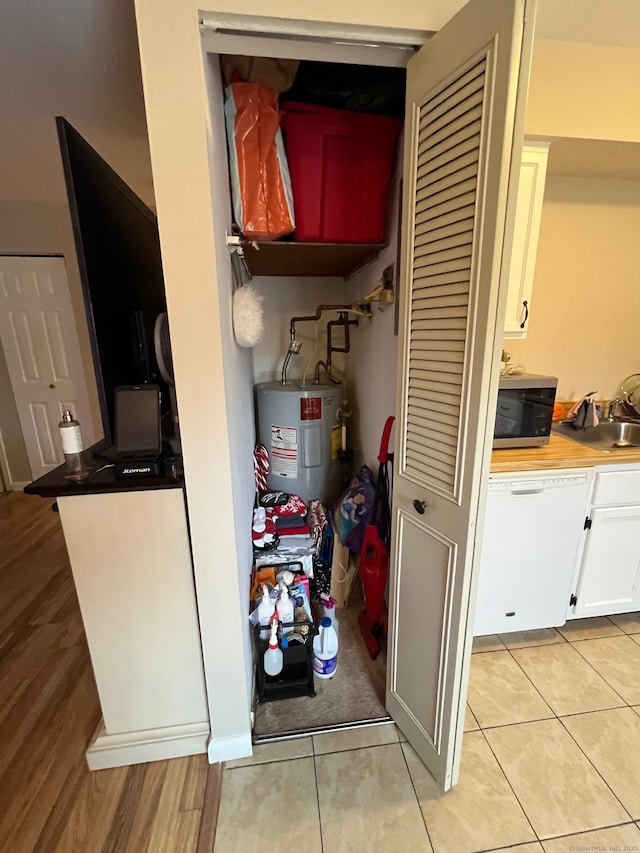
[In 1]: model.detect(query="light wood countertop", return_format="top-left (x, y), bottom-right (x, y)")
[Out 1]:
top-left (490, 433), bottom-right (640, 473)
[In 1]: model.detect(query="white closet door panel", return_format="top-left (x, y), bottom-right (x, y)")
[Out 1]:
top-left (408, 419), bottom-right (459, 447)
top-left (411, 282), bottom-right (469, 302)
top-left (413, 255), bottom-right (472, 276)
top-left (419, 61), bottom-right (487, 120)
top-left (410, 358), bottom-right (464, 376)
top-left (418, 118), bottom-right (482, 161)
top-left (387, 0), bottom-right (534, 792)
top-left (415, 188), bottom-right (477, 220)
top-left (418, 134), bottom-right (482, 176)
top-left (414, 233), bottom-right (473, 260)
top-left (408, 402), bottom-right (460, 428)
top-left (415, 204), bottom-right (476, 235)
top-left (416, 177), bottom-right (478, 214)
top-left (416, 162), bottom-right (479, 198)
top-left (420, 105), bottom-right (484, 151)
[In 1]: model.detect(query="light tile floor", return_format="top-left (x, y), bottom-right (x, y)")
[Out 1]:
top-left (215, 615), bottom-right (640, 853)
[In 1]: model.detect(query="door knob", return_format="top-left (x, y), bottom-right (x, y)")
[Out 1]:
top-left (413, 499), bottom-right (427, 515)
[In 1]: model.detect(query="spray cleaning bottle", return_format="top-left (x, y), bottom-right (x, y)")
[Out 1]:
top-left (257, 584), bottom-right (275, 639)
top-left (276, 583), bottom-right (294, 634)
top-left (263, 619), bottom-right (283, 677)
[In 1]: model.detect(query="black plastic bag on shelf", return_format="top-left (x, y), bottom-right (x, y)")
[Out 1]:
top-left (282, 61), bottom-right (406, 119)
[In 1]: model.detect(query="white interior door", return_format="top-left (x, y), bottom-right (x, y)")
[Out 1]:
top-left (387, 0), bottom-right (536, 790)
top-left (0, 256), bottom-right (95, 480)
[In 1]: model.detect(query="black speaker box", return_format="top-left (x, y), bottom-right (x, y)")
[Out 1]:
top-left (114, 459), bottom-right (162, 479)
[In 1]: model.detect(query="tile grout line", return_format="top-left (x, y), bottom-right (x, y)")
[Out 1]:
top-left (311, 737), bottom-right (325, 853)
top-left (225, 738), bottom-right (404, 769)
top-left (534, 818), bottom-right (639, 846)
top-left (504, 638), bottom-right (627, 718)
top-left (568, 637), bottom-right (634, 707)
top-left (500, 632), bottom-right (568, 652)
top-left (555, 703), bottom-right (626, 721)
top-left (476, 819), bottom-right (640, 853)
top-left (478, 728), bottom-right (540, 845)
top-left (476, 713), bottom-right (560, 733)
top-left (503, 646), bottom-right (559, 717)
top-left (556, 713), bottom-right (636, 825)
top-left (478, 643), bottom-right (635, 837)
top-left (397, 739), bottom-right (436, 852)
top-left (467, 646), bottom-right (554, 730)
top-left (224, 752), bottom-right (313, 771)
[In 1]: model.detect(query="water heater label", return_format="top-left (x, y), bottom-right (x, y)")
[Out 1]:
top-left (300, 397), bottom-right (322, 421)
top-left (271, 425), bottom-right (298, 478)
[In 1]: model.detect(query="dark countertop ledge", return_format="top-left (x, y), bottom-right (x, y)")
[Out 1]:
top-left (24, 443), bottom-right (183, 499)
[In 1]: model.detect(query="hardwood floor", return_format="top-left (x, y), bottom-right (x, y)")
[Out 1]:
top-left (0, 491), bottom-right (219, 852)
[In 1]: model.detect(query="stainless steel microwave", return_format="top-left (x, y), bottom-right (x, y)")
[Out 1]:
top-left (493, 373), bottom-right (558, 449)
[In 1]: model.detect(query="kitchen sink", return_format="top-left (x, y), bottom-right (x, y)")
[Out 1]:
top-left (553, 420), bottom-right (640, 451)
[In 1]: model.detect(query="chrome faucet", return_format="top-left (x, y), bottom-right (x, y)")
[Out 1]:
top-left (607, 397), bottom-right (623, 421)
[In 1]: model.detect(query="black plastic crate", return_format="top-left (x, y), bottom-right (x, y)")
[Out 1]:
top-left (254, 620), bottom-right (318, 703)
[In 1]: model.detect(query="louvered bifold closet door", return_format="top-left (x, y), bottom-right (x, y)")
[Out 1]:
top-left (405, 58), bottom-right (486, 501)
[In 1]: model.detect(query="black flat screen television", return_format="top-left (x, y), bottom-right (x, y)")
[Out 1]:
top-left (56, 116), bottom-right (171, 448)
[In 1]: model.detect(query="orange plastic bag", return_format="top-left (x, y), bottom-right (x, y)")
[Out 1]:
top-left (224, 81), bottom-right (295, 241)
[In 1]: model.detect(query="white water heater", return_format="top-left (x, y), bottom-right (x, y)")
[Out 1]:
top-left (256, 382), bottom-right (342, 503)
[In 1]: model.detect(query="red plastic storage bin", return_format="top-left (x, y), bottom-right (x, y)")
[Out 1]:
top-left (280, 102), bottom-right (402, 243)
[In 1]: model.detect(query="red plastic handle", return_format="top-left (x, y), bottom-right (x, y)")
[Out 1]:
top-left (378, 416), bottom-right (395, 463)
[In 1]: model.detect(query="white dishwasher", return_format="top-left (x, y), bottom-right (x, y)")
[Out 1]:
top-left (474, 469), bottom-right (593, 636)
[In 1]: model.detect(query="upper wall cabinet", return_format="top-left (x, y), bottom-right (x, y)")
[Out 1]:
top-left (504, 140), bottom-right (550, 338)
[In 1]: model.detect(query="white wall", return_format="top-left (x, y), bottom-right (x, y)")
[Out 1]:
top-left (0, 0), bottom-right (157, 478)
top-left (346, 171), bottom-right (402, 473)
top-left (251, 277), bottom-right (355, 385)
top-left (526, 39), bottom-right (640, 143)
top-left (194, 0), bottom-right (463, 31)
top-left (504, 176), bottom-right (640, 400)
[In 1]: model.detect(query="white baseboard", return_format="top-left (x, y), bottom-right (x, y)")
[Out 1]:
top-left (207, 731), bottom-right (253, 764)
top-left (10, 481), bottom-right (30, 492)
top-left (86, 719), bottom-right (210, 770)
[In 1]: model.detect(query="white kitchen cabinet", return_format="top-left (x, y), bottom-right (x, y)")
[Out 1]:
top-left (503, 140), bottom-right (550, 338)
top-left (57, 488), bottom-right (210, 769)
top-left (474, 469), bottom-right (592, 636)
top-left (570, 467), bottom-right (640, 619)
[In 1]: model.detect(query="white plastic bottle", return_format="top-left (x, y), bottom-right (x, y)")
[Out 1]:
top-left (276, 584), bottom-right (294, 634)
top-left (322, 596), bottom-right (339, 639)
top-left (257, 585), bottom-right (275, 639)
top-left (264, 620), bottom-right (283, 677)
top-left (313, 617), bottom-right (338, 679)
top-left (58, 410), bottom-right (89, 481)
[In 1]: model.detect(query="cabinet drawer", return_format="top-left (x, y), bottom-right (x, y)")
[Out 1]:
top-left (592, 469), bottom-right (640, 506)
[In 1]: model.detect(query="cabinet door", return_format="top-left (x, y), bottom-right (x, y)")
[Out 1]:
top-left (573, 505), bottom-right (640, 618)
top-left (503, 141), bottom-right (549, 338)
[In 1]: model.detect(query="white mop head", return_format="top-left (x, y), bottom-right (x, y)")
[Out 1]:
top-left (233, 285), bottom-right (264, 348)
